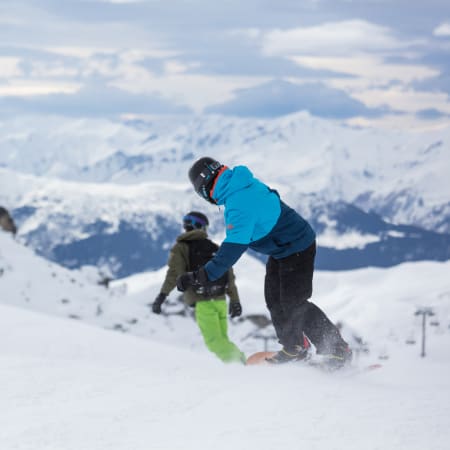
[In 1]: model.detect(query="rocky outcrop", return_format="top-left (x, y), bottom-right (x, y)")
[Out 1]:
top-left (0, 207), bottom-right (17, 235)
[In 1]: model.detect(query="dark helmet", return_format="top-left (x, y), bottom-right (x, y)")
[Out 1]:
top-left (188, 157), bottom-right (223, 203)
top-left (183, 211), bottom-right (209, 231)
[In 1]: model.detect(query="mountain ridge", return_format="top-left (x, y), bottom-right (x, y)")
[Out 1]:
top-left (1, 112), bottom-right (449, 276)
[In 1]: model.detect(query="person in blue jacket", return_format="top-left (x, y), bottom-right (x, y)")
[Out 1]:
top-left (177, 157), bottom-right (352, 369)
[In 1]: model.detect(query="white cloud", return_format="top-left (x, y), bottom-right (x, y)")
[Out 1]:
top-left (350, 87), bottom-right (450, 114)
top-left (1, 3), bottom-right (447, 129)
top-left (45, 47), bottom-right (117, 59)
top-left (163, 60), bottom-right (188, 75)
top-left (433, 22), bottom-right (450, 37)
top-left (29, 62), bottom-right (79, 78)
top-left (291, 54), bottom-right (449, 119)
top-left (262, 20), bottom-right (416, 57)
top-left (0, 80), bottom-right (81, 96)
top-left (0, 45), bottom-right (260, 113)
top-left (13, 47), bottom-right (179, 85)
top-left (44, 46), bottom-right (176, 60)
top-left (0, 57), bottom-right (23, 78)
top-left (111, 72), bottom-right (266, 113)
top-left (292, 55), bottom-right (439, 84)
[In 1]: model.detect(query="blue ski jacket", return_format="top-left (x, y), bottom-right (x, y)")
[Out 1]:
top-left (204, 166), bottom-right (316, 281)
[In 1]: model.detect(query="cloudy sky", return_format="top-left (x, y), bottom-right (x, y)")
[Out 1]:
top-left (1, 0), bottom-right (450, 129)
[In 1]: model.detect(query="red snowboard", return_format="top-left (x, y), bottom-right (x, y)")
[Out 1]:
top-left (246, 351), bottom-right (383, 374)
top-left (246, 351), bottom-right (276, 365)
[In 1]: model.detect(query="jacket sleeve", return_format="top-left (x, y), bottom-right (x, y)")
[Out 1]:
top-left (203, 203), bottom-right (254, 280)
top-left (225, 267), bottom-right (240, 303)
top-left (204, 241), bottom-right (248, 281)
top-left (160, 242), bottom-right (188, 295)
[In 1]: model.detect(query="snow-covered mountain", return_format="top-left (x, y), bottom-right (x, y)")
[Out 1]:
top-left (1, 112), bottom-right (449, 277)
top-left (1, 113), bottom-right (449, 229)
top-left (2, 165), bottom-right (450, 277)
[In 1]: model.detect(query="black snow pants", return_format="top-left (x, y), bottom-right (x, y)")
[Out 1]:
top-left (264, 241), bottom-right (346, 354)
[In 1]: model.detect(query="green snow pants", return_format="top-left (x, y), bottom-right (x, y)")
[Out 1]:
top-left (195, 300), bottom-right (245, 364)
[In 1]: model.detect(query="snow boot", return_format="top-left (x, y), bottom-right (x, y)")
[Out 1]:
top-left (319, 344), bottom-right (353, 371)
top-left (266, 346), bottom-right (310, 364)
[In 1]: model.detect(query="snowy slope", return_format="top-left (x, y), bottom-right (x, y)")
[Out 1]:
top-left (2, 221), bottom-right (450, 449)
top-left (0, 230), bottom-right (268, 355)
top-left (1, 301), bottom-right (450, 450)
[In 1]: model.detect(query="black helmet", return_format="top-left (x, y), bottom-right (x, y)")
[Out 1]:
top-left (183, 211), bottom-right (209, 231)
top-left (188, 157), bottom-right (223, 203)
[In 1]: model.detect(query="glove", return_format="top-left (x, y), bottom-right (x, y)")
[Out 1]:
top-left (229, 301), bottom-right (242, 318)
top-left (152, 293), bottom-right (167, 314)
top-left (176, 272), bottom-right (197, 292)
top-left (176, 267), bottom-right (209, 292)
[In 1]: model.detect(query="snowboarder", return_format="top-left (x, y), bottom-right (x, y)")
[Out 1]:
top-left (177, 157), bottom-right (352, 369)
top-left (152, 211), bottom-right (246, 364)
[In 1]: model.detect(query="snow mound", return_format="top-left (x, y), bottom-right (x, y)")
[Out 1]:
top-left (1, 302), bottom-right (450, 450)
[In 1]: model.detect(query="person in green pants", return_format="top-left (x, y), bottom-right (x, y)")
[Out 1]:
top-left (151, 211), bottom-right (245, 364)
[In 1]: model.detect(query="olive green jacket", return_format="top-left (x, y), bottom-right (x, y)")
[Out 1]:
top-left (160, 229), bottom-right (240, 306)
